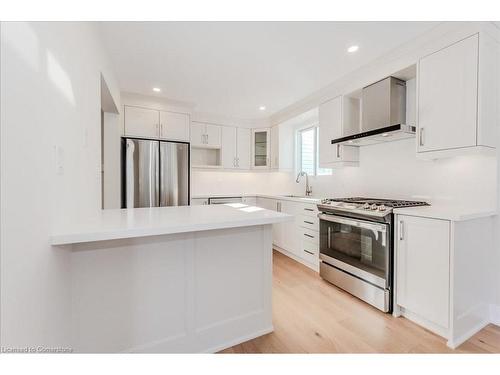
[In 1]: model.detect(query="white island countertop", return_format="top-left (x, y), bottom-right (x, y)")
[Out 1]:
top-left (51, 204), bottom-right (292, 246)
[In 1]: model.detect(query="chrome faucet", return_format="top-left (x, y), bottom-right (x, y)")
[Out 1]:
top-left (296, 171), bottom-right (312, 197)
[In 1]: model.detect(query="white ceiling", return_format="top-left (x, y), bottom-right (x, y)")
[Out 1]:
top-left (99, 22), bottom-right (438, 120)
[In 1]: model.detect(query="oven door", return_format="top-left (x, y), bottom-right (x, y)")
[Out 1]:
top-left (319, 213), bottom-right (390, 289)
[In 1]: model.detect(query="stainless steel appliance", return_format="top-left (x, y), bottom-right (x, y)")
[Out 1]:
top-left (122, 138), bottom-right (189, 208)
top-left (331, 76), bottom-right (415, 146)
top-left (208, 197), bottom-right (243, 205)
top-left (317, 197), bottom-right (429, 312)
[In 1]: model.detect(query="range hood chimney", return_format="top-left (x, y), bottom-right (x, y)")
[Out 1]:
top-left (331, 76), bottom-right (415, 146)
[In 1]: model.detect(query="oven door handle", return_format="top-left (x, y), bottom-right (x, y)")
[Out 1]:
top-left (318, 213), bottom-right (387, 233)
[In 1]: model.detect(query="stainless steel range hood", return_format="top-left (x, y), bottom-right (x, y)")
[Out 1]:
top-left (331, 76), bottom-right (415, 146)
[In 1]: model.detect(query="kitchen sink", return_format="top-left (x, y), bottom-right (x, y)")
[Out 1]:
top-left (281, 195), bottom-right (320, 201)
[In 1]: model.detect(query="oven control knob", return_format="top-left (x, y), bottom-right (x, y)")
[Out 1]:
top-left (363, 203), bottom-right (371, 210)
top-left (370, 204), bottom-right (378, 210)
top-left (378, 205), bottom-right (387, 211)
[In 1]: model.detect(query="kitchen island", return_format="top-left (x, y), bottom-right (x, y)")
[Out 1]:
top-left (52, 204), bottom-right (292, 353)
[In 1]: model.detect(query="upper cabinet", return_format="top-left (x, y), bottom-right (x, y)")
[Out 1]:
top-left (417, 33), bottom-right (498, 158)
top-left (221, 126), bottom-right (251, 169)
top-left (318, 96), bottom-right (359, 167)
top-left (270, 124), bottom-right (294, 171)
top-left (190, 122), bottom-right (221, 148)
top-left (251, 128), bottom-right (271, 169)
top-left (236, 127), bottom-right (251, 169)
top-left (159, 111), bottom-right (190, 142)
top-left (124, 105), bottom-right (189, 142)
top-left (124, 106), bottom-right (160, 139)
top-left (190, 122), bottom-right (222, 168)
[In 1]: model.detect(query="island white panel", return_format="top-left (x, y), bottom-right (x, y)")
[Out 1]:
top-left (70, 225), bottom-right (272, 353)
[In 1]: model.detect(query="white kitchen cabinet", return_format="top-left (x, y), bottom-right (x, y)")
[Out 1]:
top-left (417, 33), bottom-right (498, 157)
top-left (236, 128), bottom-right (251, 169)
top-left (395, 215), bottom-right (450, 332)
top-left (270, 124), bottom-right (294, 171)
top-left (251, 128), bottom-right (271, 169)
top-left (242, 196), bottom-right (257, 206)
top-left (124, 105), bottom-right (159, 138)
top-left (221, 126), bottom-right (251, 169)
top-left (271, 126), bottom-right (279, 169)
top-left (191, 122), bottom-right (221, 148)
top-left (318, 96), bottom-right (359, 167)
top-left (191, 122), bottom-right (206, 147)
top-left (159, 111), bottom-right (190, 142)
top-left (206, 124), bottom-right (221, 147)
top-left (190, 198), bottom-right (209, 205)
top-left (221, 126), bottom-right (237, 168)
top-left (256, 197), bottom-right (319, 270)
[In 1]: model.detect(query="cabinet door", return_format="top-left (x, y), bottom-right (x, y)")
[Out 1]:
top-left (221, 126), bottom-right (237, 168)
top-left (205, 124), bottom-right (221, 147)
top-left (270, 126), bottom-right (279, 169)
top-left (418, 34), bottom-right (478, 152)
top-left (396, 215), bottom-right (450, 328)
top-left (160, 111), bottom-right (190, 142)
top-left (280, 200), bottom-right (300, 256)
top-left (273, 200), bottom-right (285, 249)
top-left (252, 129), bottom-right (270, 169)
top-left (191, 122), bottom-right (206, 146)
top-left (236, 127), bottom-right (251, 169)
top-left (318, 97), bottom-right (342, 165)
top-left (190, 198), bottom-right (208, 205)
top-left (124, 106), bottom-right (159, 138)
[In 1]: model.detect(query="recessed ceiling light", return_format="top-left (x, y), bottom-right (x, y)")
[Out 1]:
top-left (152, 87), bottom-right (161, 92)
top-left (259, 106), bottom-right (266, 111)
top-left (347, 45), bottom-right (359, 53)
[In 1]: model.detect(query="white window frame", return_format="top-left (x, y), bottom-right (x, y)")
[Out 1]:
top-left (296, 125), bottom-right (331, 177)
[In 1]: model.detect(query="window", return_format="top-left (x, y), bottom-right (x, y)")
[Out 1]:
top-left (297, 126), bottom-right (331, 176)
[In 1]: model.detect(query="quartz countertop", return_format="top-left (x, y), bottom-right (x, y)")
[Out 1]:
top-left (51, 204), bottom-right (293, 246)
top-left (393, 205), bottom-right (497, 221)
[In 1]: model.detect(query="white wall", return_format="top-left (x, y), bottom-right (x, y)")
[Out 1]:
top-left (193, 140), bottom-right (496, 208)
top-left (0, 22), bottom-right (120, 348)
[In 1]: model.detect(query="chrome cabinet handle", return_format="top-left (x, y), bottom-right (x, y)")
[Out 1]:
top-left (336, 144), bottom-right (340, 158)
top-left (304, 220), bottom-right (314, 225)
top-left (399, 220), bottom-right (404, 241)
top-left (419, 128), bottom-right (424, 147)
top-left (304, 233), bottom-right (314, 239)
top-left (303, 249), bottom-right (314, 255)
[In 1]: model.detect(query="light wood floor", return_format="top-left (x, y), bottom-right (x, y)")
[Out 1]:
top-left (220, 250), bottom-right (500, 354)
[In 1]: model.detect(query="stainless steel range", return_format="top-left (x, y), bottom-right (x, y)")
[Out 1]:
top-left (317, 197), bottom-right (429, 313)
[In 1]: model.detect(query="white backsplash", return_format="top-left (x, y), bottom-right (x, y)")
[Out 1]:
top-left (192, 139), bottom-right (497, 209)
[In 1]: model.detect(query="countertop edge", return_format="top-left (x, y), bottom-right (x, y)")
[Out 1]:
top-left (393, 207), bottom-right (498, 221)
top-left (51, 214), bottom-right (292, 246)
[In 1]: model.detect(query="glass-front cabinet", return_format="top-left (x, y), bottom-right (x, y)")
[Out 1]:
top-left (251, 128), bottom-right (271, 169)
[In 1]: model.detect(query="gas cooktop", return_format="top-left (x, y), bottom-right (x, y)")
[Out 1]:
top-left (318, 197), bottom-right (430, 217)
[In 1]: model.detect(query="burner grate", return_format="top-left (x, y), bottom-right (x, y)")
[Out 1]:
top-left (324, 197), bottom-right (429, 208)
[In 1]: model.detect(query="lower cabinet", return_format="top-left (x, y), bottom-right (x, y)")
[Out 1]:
top-left (256, 197), bottom-right (319, 270)
top-left (395, 214), bottom-right (450, 335)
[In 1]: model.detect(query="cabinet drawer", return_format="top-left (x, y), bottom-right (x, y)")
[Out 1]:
top-left (301, 204), bottom-right (319, 217)
top-left (301, 240), bottom-right (319, 264)
top-left (300, 214), bottom-right (319, 231)
top-left (301, 227), bottom-right (319, 245)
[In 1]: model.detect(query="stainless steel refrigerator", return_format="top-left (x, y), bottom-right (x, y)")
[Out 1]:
top-left (122, 138), bottom-right (189, 208)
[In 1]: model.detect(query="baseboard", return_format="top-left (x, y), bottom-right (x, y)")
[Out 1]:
top-left (202, 326), bottom-right (274, 353)
top-left (273, 246), bottom-right (319, 272)
top-left (447, 319), bottom-right (490, 349)
top-left (490, 304), bottom-right (500, 326)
